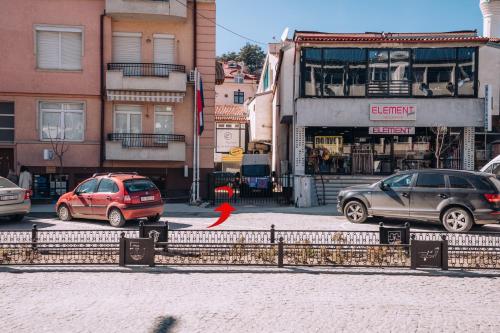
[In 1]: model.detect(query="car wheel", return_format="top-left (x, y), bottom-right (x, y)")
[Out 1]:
top-left (57, 204), bottom-right (72, 221)
top-left (108, 208), bottom-right (126, 228)
top-left (442, 207), bottom-right (473, 232)
top-left (344, 200), bottom-right (368, 223)
top-left (147, 214), bottom-right (161, 223)
top-left (9, 214), bottom-right (25, 222)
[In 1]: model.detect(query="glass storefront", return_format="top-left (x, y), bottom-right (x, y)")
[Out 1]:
top-left (305, 127), bottom-right (463, 175)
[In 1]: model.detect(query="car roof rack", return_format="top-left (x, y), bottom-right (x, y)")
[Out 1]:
top-left (92, 172), bottom-right (139, 178)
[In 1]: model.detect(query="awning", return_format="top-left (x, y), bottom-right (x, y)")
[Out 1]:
top-left (107, 90), bottom-right (185, 103)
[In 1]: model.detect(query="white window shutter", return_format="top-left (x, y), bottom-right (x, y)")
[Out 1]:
top-left (154, 37), bottom-right (175, 64)
top-left (112, 36), bottom-right (141, 63)
top-left (37, 31), bottom-right (60, 69)
top-left (61, 32), bottom-right (82, 70)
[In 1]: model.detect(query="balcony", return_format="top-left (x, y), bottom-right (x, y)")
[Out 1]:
top-left (105, 0), bottom-right (187, 21)
top-left (106, 63), bottom-right (187, 102)
top-left (106, 133), bottom-right (186, 161)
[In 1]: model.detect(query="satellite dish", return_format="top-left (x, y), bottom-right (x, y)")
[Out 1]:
top-left (280, 27), bottom-right (289, 42)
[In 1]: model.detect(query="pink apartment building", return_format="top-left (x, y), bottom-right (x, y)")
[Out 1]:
top-left (0, 0), bottom-right (216, 200)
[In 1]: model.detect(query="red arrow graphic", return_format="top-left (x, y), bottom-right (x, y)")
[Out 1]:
top-left (208, 202), bottom-right (235, 228)
top-left (208, 186), bottom-right (236, 228)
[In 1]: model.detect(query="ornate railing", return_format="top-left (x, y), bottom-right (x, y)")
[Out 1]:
top-left (107, 133), bottom-right (185, 148)
top-left (107, 63), bottom-right (186, 77)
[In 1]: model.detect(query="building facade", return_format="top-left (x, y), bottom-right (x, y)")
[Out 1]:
top-left (271, 28), bottom-right (500, 206)
top-left (0, 0), bottom-right (216, 200)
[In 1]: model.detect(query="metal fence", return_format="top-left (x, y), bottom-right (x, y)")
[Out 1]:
top-left (107, 63), bottom-right (186, 77)
top-left (108, 133), bottom-right (185, 148)
top-left (1, 224), bottom-right (500, 269)
top-left (207, 173), bottom-right (293, 206)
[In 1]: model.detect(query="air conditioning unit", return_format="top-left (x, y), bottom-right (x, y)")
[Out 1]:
top-left (187, 70), bottom-right (196, 83)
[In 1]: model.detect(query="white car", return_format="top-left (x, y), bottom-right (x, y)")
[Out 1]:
top-left (0, 177), bottom-right (31, 221)
top-left (480, 155), bottom-right (500, 176)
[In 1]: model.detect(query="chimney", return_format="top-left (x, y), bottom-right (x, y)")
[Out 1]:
top-left (480, 0), bottom-right (500, 37)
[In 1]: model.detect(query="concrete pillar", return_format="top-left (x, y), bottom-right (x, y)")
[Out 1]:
top-left (463, 127), bottom-right (475, 170)
top-left (294, 126), bottom-right (305, 175)
top-left (480, 0), bottom-right (500, 38)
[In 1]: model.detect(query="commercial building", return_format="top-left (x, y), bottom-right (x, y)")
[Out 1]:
top-left (0, 0), bottom-right (216, 200)
top-left (268, 1), bottom-right (500, 206)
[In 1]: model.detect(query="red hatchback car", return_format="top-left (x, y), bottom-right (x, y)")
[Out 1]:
top-left (56, 173), bottom-right (164, 227)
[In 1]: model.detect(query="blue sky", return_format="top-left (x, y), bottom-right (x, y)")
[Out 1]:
top-left (216, 0), bottom-right (484, 55)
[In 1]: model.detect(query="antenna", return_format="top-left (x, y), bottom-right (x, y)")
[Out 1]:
top-left (280, 27), bottom-right (289, 42)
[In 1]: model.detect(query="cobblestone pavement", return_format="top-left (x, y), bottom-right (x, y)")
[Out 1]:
top-left (1, 266), bottom-right (500, 333)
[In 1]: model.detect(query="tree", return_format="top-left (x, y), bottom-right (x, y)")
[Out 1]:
top-left (216, 44), bottom-right (266, 75)
top-left (238, 43), bottom-right (265, 75)
top-left (46, 126), bottom-right (70, 175)
top-left (217, 51), bottom-right (239, 63)
top-left (430, 126), bottom-right (460, 168)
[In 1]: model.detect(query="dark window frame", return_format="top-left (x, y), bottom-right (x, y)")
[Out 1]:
top-left (233, 90), bottom-right (245, 104)
top-left (299, 47), bottom-right (479, 99)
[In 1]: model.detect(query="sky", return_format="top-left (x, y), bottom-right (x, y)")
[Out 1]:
top-left (216, 0), bottom-right (484, 55)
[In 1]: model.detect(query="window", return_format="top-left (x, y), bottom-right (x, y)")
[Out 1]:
top-left (302, 48), bottom-right (323, 97)
top-left (412, 48), bottom-right (456, 97)
top-left (234, 74), bottom-right (244, 84)
top-left (97, 178), bottom-right (119, 193)
top-left (114, 105), bottom-right (142, 133)
top-left (234, 91), bottom-right (245, 104)
top-left (449, 176), bottom-right (473, 189)
top-left (154, 105), bottom-right (174, 135)
top-left (40, 102), bottom-right (84, 141)
top-left (323, 48), bottom-right (367, 97)
top-left (77, 179), bottom-right (97, 194)
top-left (416, 173), bottom-right (446, 188)
top-left (300, 47), bottom-right (477, 98)
top-left (0, 102), bottom-right (14, 142)
top-left (485, 163), bottom-right (500, 176)
top-left (383, 173), bottom-right (414, 188)
top-left (263, 64), bottom-right (270, 91)
top-left (457, 48), bottom-right (476, 96)
top-left (124, 179), bottom-right (157, 193)
top-left (36, 26), bottom-right (83, 70)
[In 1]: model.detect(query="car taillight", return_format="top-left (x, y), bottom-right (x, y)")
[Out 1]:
top-left (24, 190), bottom-right (32, 200)
top-left (484, 193), bottom-right (500, 203)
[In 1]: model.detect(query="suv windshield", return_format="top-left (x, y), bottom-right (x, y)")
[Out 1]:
top-left (241, 165), bottom-right (270, 177)
top-left (124, 179), bottom-right (157, 193)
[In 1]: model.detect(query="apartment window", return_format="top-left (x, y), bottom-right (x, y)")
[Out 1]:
top-left (0, 102), bottom-right (14, 142)
top-left (154, 105), bottom-right (174, 135)
top-left (114, 105), bottom-right (142, 133)
top-left (36, 26), bottom-right (83, 70)
top-left (40, 102), bottom-right (84, 141)
top-left (302, 48), bottom-right (323, 97)
top-left (234, 90), bottom-right (245, 104)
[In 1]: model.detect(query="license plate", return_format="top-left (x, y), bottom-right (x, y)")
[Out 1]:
top-left (0, 195), bottom-right (18, 201)
top-left (140, 196), bottom-right (155, 202)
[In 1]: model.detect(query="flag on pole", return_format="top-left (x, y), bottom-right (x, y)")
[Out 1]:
top-left (196, 74), bottom-right (205, 136)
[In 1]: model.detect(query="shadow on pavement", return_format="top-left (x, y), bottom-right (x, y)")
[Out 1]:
top-left (150, 316), bottom-right (178, 333)
top-left (1, 265), bottom-right (499, 278)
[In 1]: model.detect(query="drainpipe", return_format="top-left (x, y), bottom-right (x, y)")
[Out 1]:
top-left (99, 12), bottom-right (105, 169)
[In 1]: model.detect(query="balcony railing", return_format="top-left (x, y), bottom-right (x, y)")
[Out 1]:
top-left (107, 63), bottom-right (186, 77)
top-left (367, 80), bottom-right (411, 96)
top-left (108, 133), bottom-right (185, 148)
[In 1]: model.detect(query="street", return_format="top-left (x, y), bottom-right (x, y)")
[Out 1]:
top-left (2, 204), bottom-right (500, 233)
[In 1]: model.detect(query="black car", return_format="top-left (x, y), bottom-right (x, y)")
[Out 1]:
top-left (337, 169), bottom-right (500, 232)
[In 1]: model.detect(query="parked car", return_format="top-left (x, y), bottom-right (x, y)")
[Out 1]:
top-left (56, 173), bottom-right (163, 227)
top-left (0, 177), bottom-right (31, 222)
top-left (337, 169), bottom-right (500, 232)
top-left (480, 155), bottom-right (500, 176)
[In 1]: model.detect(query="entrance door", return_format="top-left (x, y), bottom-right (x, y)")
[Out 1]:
top-left (153, 34), bottom-right (175, 76)
top-left (112, 33), bottom-right (141, 75)
top-left (370, 173), bottom-right (414, 217)
top-left (0, 148), bottom-right (14, 178)
top-left (352, 147), bottom-right (373, 174)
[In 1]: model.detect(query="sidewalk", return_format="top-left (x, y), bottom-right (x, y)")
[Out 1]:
top-left (29, 203), bottom-right (340, 217)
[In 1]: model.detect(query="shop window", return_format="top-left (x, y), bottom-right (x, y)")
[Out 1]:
top-left (416, 173), bottom-right (446, 188)
top-left (322, 48), bottom-right (367, 97)
top-left (412, 48), bottom-right (456, 97)
top-left (457, 48), bottom-right (476, 96)
top-left (301, 48), bottom-right (323, 97)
